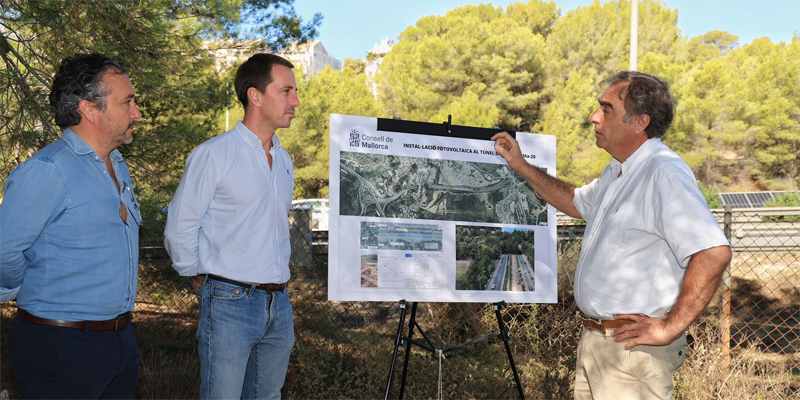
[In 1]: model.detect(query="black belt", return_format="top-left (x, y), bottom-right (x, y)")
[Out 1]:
top-left (207, 274), bottom-right (287, 293)
top-left (18, 309), bottom-right (132, 331)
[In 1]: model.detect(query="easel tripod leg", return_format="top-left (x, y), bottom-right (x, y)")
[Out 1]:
top-left (385, 300), bottom-right (408, 400)
top-left (398, 302), bottom-right (419, 400)
top-left (495, 302), bottom-right (525, 400)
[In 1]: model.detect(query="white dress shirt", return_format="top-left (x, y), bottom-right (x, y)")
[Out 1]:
top-left (573, 138), bottom-right (729, 319)
top-left (164, 121), bottom-right (294, 284)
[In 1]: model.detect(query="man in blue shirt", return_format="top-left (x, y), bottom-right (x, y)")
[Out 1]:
top-left (0, 54), bottom-right (142, 398)
top-left (164, 53), bottom-right (298, 399)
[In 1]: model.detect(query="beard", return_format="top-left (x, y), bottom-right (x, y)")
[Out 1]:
top-left (101, 115), bottom-right (134, 147)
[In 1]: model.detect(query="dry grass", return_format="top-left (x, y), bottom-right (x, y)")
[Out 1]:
top-left (1, 250), bottom-right (798, 398)
top-left (676, 338), bottom-right (799, 399)
top-left (136, 343), bottom-right (200, 399)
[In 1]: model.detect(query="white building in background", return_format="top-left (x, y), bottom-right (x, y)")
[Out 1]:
top-left (365, 36), bottom-right (395, 76)
top-left (205, 39), bottom-right (341, 128)
top-left (365, 36), bottom-right (395, 95)
top-left (281, 40), bottom-right (341, 77)
top-left (205, 39), bottom-right (261, 71)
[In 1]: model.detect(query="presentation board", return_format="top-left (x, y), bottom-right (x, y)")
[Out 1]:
top-left (328, 114), bottom-right (557, 303)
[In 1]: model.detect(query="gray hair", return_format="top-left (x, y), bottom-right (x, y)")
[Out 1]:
top-left (49, 54), bottom-right (129, 129)
top-left (604, 71), bottom-right (676, 138)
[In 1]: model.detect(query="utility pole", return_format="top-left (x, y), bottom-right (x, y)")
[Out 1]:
top-left (630, 0), bottom-right (639, 71)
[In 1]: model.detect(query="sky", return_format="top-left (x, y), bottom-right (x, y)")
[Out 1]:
top-left (293, 0), bottom-right (800, 61)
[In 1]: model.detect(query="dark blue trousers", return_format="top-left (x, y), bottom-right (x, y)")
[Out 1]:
top-left (9, 317), bottom-right (139, 399)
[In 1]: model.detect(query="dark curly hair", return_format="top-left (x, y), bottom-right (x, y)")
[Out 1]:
top-left (49, 54), bottom-right (129, 129)
top-left (234, 53), bottom-right (294, 108)
top-left (604, 71), bottom-right (676, 139)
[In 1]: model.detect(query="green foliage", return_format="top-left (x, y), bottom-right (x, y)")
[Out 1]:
top-left (762, 192), bottom-right (800, 221)
top-left (229, 0), bottom-right (322, 52)
top-left (428, 88), bottom-right (500, 128)
top-left (343, 57), bottom-right (366, 74)
top-left (694, 30), bottom-right (740, 53)
top-left (0, 0), bottom-right (320, 247)
top-left (764, 192), bottom-right (800, 208)
top-left (698, 182), bottom-right (723, 208)
top-left (361, 0), bottom-right (799, 192)
top-left (3, 0), bottom-right (799, 208)
top-left (667, 37), bottom-right (800, 190)
top-left (544, 0), bottom-right (681, 90)
top-left (282, 66), bottom-right (383, 198)
top-left (377, 3), bottom-right (548, 131)
top-left (538, 68), bottom-right (608, 185)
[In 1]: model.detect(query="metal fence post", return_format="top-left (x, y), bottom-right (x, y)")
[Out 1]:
top-left (722, 205), bottom-right (732, 373)
top-left (289, 207), bottom-right (313, 269)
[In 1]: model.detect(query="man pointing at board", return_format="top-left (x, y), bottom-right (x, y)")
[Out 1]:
top-left (492, 71), bottom-right (731, 400)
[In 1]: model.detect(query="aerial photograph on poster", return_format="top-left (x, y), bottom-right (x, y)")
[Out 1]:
top-left (340, 152), bottom-right (548, 226)
top-left (455, 226), bottom-right (536, 292)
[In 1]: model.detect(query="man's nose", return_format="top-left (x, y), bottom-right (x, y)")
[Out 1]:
top-left (589, 109), bottom-right (600, 125)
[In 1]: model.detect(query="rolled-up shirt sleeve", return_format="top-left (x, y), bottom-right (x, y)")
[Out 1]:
top-left (164, 146), bottom-right (218, 276)
top-left (0, 160), bottom-right (66, 291)
top-left (0, 287), bottom-right (20, 302)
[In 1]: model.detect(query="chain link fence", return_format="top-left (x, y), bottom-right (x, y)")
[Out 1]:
top-left (1, 207), bottom-right (798, 399)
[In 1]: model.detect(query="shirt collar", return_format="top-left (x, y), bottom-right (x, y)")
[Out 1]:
top-left (61, 128), bottom-right (123, 161)
top-left (235, 121), bottom-right (283, 150)
top-left (611, 138), bottom-right (661, 178)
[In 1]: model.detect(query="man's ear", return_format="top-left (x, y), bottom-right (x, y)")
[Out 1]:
top-left (636, 114), bottom-right (651, 136)
top-left (78, 100), bottom-right (98, 124)
top-left (247, 87), bottom-right (262, 108)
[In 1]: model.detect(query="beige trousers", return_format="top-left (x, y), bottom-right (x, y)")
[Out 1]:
top-left (574, 327), bottom-right (687, 400)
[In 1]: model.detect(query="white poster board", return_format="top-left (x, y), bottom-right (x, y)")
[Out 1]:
top-left (328, 114), bottom-right (557, 303)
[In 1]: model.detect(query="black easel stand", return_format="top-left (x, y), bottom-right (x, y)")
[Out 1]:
top-left (384, 300), bottom-right (525, 400)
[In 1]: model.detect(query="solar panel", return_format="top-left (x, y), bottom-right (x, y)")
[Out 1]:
top-left (719, 193), bottom-right (754, 208)
top-left (751, 192), bottom-right (774, 206)
top-left (718, 191), bottom-right (799, 208)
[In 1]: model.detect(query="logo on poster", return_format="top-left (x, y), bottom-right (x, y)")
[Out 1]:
top-left (349, 130), bottom-right (360, 147)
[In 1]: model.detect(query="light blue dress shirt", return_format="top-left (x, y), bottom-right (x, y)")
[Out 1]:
top-left (164, 121), bottom-right (294, 284)
top-left (0, 129), bottom-right (141, 320)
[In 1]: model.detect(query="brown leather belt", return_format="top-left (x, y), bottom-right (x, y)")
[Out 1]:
top-left (18, 310), bottom-right (132, 331)
top-left (207, 274), bottom-right (286, 293)
top-left (582, 318), bottom-right (634, 334)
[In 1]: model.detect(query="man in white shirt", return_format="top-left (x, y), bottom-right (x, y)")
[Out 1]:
top-left (492, 71), bottom-right (731, 400)
top-left (164, 53), bottom-right (299, 399)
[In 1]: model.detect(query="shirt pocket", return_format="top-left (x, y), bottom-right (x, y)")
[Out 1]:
top-left (128, 202), bottom-right (142, 226)
top-left (122, 183), bottom-right (142, 226)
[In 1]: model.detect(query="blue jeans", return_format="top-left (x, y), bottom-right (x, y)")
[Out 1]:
top-left (197, 277), bottom-right (295, 399)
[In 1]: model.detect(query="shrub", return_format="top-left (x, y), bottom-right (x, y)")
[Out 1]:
top-left (762, 192), bottom-right (800, 221)
top-left (698, 182), bottom-right (723, 208)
